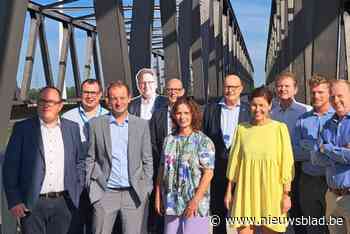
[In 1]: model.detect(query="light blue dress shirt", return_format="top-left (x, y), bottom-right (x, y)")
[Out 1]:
top-left (62, 105), bottom-right (108, 142)
top-left (271, 99), bottom-right (312, 146)
top-left (107, 114), bottom-right (130, 188)
top-left (311, 112), bottom-right (350, 188)
top-left (219, 98), bottom-right (240, 149)
top-left (294, 107), bottom-right (334, 175)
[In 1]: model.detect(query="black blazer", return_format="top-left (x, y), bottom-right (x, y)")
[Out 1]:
top-left (202, 98), bottom-right (250, 177)
top-left (129, 95), bottom-right (168, 117)
top-left (3, 117), bottom-right (84, 210)
top-left (149, 107), bottom-right (169, 180)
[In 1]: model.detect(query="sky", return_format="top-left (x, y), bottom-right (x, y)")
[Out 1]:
top-left (17, 0), bottom-right (271, 90)
top-left (231, 0), bottom-right (272, 87)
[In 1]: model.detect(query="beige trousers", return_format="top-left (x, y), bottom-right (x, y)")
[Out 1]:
top-left (326, 190), bottom-right (350, 234)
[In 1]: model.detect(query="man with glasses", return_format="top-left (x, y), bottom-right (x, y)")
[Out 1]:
top-left (129, 68), bottom-right (167, 120)
top-left (62, 79), bottom-right (108, 234)
top-left (3, 87), bottom-right (85, 234)
top-left (148, 78), bottom-right (185, 234)
top-left (202, 74), bottom-right (250, 234)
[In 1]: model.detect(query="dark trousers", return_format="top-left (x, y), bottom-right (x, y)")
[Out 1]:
top-left (299, 171), bottom-right (329, 234)
top-left (210, 158), bottom-right (228, 234)
top-left (21, 195), bottom-right (74, 234)
top-left (67, 189), bottom-right (92, 234)
top-left (287, 162), bottom-right (307, 234)
top-left (147, 190), bottom-right (164, 234)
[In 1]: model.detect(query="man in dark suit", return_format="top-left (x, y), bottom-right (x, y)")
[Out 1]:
top-left (202, 74), bottom-right (250, 234)
top-left (128, 68), bottom-right (167, 120)
top-left (148, 78), bottom-right (185, 234)
top-left (3, 86), bottom-right (84, 234)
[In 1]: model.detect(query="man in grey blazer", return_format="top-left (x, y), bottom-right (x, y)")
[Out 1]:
top-left (86, 80), bottom-right (153, 234)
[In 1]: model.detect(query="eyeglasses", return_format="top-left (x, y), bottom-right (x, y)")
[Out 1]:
top-left (224, 85), bottom-right (241, 91)
top-left (38, 99), bottom-right (62, 107)
top-left (139, 81), bottom-right (155, 86)
top-left (166, 88), bottom-right (183, 93)
top-left (82, 90), bottom-right (100, 96)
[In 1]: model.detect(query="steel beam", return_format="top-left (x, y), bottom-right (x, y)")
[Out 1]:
top-left (129, 0), bottom-right (154, 96)
top-left (38, 15), bottom-right (54, 87)
top-left (214, 0), bottom-right (224, 95)
top-left (84, 31), bottom-right (93, 80)
top-left (69, 27), bottom-right (81, 97)
top-left (344, 11), bottom-right (350, 81)
top-left (94, 0), bottom-right (132, 89)
top-left (57, 23), bottom-right (71, 93)
top-left (0, 0), bottom-right (28, 233)
top-left (92, 33), bottom-right (102, 84)
top-left (178, 0), bottom-right (192, 93)
top-left (20, 12), bottom-right (40, 101)
top-left (191, 0), bottom-right (206, 102)
top-left (312, 0), bottom-right (340, 79)
top-left (207, 0), bottom-right (218, 98)
top-left (160, 0), bottom-right (181, 80)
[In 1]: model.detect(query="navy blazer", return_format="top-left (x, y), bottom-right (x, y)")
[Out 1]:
top-left (202, 97), bottom-right (251, 179)
top-left (129, 95), bottom-right (168, 117)
top-left (149, 107), bottom-right (169, 181)
top-left (3, 117), bottom-right (84, 210)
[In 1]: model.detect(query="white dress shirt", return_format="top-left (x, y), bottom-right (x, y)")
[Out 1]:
top-left (40, 118), bottom-right (65, 194)
top-left (140, 95), bottom-right (157, 120)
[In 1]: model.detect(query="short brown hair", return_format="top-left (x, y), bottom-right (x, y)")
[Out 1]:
top-left (39, 86), bottom-right (62, 101)
top-left (81, 79), bottom-right (102, 92)
top-left (170, 97), bottom-right (202, 134)
top-left (106, 80), bottom-right (131, 97)
top-left (249, 86), bottom-right (273, 105)
top-left (275, 72), bottom-right (298, 87)
top-left (308, 74), bottom-right (330, 88)
top-left (330, 79), bottom-right (350, 91)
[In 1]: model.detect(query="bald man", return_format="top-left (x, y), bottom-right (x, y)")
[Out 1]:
top-left (203, 74), bottom-right (251, 234)
top-left (148, 78), bottom-right (185, 234)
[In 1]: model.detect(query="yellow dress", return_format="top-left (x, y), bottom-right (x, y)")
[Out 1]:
top-left (226, 120), bottom-right (294, 232)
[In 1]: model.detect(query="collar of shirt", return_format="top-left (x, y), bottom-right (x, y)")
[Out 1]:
top-left (331, 112), bottom-right (350, 123)
top-left (109, 113), bottom-right (129, 126)
top-left (39, 117), bottom-right (61, 128)
top-left (311, 106), bottom-right (335, 117)
top-left (78, 104), bottom-right (103, 120)
top-left (276, 99), bottom-right (299, 112)
top-left (141, 95), bottom-right (157, 105)
top-left (219, 98), bottom-right (241, 110)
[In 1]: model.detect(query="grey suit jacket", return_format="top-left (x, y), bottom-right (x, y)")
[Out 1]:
top-left (86, 114), bottom-right (153, 206)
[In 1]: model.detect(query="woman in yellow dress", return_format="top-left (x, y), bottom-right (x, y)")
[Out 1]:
top-left (224, 86), bottom-right (294, 234)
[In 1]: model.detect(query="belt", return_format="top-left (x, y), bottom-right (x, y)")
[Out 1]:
top-left (39, 191), bottom-right (66, 199)
top-left (330, 188), bottom-right (350, 196)
top-left (107, 187), bottom-right (131, 191)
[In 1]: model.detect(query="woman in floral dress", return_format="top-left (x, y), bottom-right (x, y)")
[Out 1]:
top-left (155, 97), bottom-right (215, 234)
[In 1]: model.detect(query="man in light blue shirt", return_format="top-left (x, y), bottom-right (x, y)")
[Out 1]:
top-left (87, 81), bottom-right (153, 234)
top-left (107, 114), bottom-right (130, 188)
top-left (62, 79), bottom-right (108, 234)
top-left (312, 80), bottom-right (350, 234)
top-left (271, 72), bottom-right (311, 234)
top-left (218, 98), bottom-right (240, 149)
top-left (63, 79), bottom-right (108, 145)
top-left (294, 75), bottom-right (334, 234)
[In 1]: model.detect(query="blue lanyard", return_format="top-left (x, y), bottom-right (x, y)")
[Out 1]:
top-left (79, 106), bottom-right (102, 124)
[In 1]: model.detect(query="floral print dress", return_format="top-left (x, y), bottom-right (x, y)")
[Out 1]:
top-left (160, 131), bottom-right (215, 217)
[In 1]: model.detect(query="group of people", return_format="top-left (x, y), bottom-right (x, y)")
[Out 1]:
top-left (2, 68), bottom-right (350, 234)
